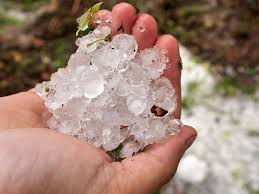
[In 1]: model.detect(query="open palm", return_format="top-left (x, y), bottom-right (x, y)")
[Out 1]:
top-left (0, 3), bottom-right (196, 194)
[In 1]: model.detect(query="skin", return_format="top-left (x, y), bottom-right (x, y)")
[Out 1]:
top-left (0, 3), bottom-right (197, 194)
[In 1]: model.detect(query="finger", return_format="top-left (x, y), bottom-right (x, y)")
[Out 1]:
top-left (0, 91), bottom-right (49, 129)
top-left (91, 9), bottom-right (112, 28)
top-left (155, 35), bottom-right (181, 118)
top-left (132, 13), bottom-right (158, 51)
top-left (0, 91), bottom-right (45, 115)
top-left (111, 3), bottom-right (137, 36)
top-left (120, 125), bottom-right (197, 193)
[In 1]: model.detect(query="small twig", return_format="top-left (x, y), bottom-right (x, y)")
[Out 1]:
top-left (87, 35), bottom-right (111, 47)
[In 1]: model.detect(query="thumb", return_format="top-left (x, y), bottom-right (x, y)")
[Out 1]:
top-left (121, 125), bottom-right (197, 194)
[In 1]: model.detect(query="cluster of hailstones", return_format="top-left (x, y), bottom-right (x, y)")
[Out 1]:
top-left (35, 26), bottom-right (182, 158)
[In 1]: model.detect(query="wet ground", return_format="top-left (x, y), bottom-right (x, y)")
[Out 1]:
top-left (161, 46), bottom-right (259, 194)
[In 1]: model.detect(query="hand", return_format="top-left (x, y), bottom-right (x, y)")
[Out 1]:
top-left (0, 3), bottom-right (197, 194)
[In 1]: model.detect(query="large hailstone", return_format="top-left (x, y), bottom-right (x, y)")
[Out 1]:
top-left (35, 26), bottom-right (182, 159)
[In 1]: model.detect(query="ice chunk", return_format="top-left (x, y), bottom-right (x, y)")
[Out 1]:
top-left (149, 119), bottom-right (167, 141)
top-left (140, 46), bottom-right (168, 79)
top-left (35, 26), bottom-right (181, 159)
top-left (82, 72), bottom-right (104, 99)
top-left (111, 34), bottom-right (138, 61)
top-left (76, 26), bottom-right (111, 54)
top-left (151, 77), bottom-right (176, 114)
top-left (119, 138), bottom-right (141, 158)
top-left (126, 95), bottom-right (147, 116)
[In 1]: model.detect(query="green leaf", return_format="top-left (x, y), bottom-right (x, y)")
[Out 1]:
top-left (107, 143), bottom-right (123, 161)
top-left (76, 2), bottom-right (103, 36)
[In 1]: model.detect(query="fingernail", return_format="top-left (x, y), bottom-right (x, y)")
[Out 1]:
top-left (185, 135), bottom-right (197, 150)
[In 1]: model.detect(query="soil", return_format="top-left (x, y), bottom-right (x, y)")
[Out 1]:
top-left (161, 0), bottom-right (259, 94)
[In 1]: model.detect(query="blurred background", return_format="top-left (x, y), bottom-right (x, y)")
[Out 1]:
top-left (0, 1), bottom-right (258, 194)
